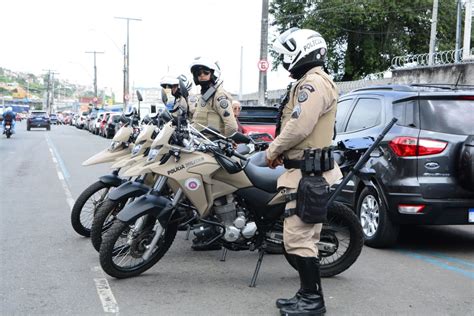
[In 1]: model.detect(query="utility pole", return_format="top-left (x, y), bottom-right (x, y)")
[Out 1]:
top-left (455, 0), bottom-right (463, 62)
top-left (115, 16), bottom-right (142, 111)
top-left (42, 69), bottom-right (59, 113)
top-left (428, 0), bottom-right (439, 65)
top-left (239, 46), bottom-right (243, 100)
top-left (85, 51), bottom-right (104, 105)
top-left (258, 0), bottom-right (269, 106)
top-left (463, 0), bottom-right (473, 60)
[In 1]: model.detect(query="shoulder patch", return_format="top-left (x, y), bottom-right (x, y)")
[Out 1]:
top-left (291, 104), bottom-right (301, 119)
top-left (297, 91), bottom-right (309, 103)
top-left (216, 95), bottom-right (228, 102)
top-left (219, 99), bottom-right (230, 109)
top-left (223, 110), bottom-right (231, 117)
top-left (299, 84), bottom-right (315, 93)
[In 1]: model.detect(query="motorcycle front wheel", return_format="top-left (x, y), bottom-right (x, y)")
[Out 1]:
top-left (99, 215), bottom-right (178, 279)
top-left (90, 198), bottom-right (127, 252)
top-left (71, 181), bottom-right (115, 237)
top-left (284, 201), bottom-right (364, 277)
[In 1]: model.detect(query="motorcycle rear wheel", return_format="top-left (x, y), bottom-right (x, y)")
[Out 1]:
top-left (100, 216), bottom-right (178, 279)
top-left (70, 181), bottom-right (114, 237)
top-left (283, 201), bottom-right (364, 277)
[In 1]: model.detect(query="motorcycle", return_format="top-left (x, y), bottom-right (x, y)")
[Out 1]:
top-left (98, 116), bottom-right (396, 285)
top-left (3, 121), bottom-right (13, 138)
top-left (70, 109), bottom-right (142, 237)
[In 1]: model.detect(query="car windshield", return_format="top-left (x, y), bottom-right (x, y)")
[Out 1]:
top-left (31, 112), bottom-right (47, 117)
top-left (419, 98), bottom-right (474, 135)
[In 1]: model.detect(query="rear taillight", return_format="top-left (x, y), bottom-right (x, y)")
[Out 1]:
top-left (458, 96), bottom-right (474, 100)
top-left (389, 137), bottom-right (447, 157)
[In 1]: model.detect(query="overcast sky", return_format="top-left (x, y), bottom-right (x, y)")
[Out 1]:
top-left (1, 0), bottom-right (291, 98)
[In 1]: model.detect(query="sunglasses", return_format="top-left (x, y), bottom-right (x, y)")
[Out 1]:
top-left (163, 84), bottom-right (177, 89)
top-left (196, 69), bottom-right (211, 76)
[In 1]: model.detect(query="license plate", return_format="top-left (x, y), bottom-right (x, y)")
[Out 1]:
top-left (469, 208), bottom-right (474, 223)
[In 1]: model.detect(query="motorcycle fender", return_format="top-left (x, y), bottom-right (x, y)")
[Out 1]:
top-left (116, 194), bottom-right (174, 225)
top-left (108, 180), bottom-right (150, 201)
top-left (99, 174), bottom-right (126, 187)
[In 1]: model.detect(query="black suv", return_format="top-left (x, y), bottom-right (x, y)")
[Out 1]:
top-left (335, 84), bottom-right (474, 248)
top-left (27, 111), bottom-right (51, 131)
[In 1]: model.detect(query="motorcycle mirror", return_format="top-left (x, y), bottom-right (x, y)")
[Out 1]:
top-left (230, 132), bottom-right (251, 144)
top-left (161, 89), bottom-right (168, 105)
top-left (136, 90), bottom-right (143, 102)
top-left (178, 79), bottom-right (189, 99)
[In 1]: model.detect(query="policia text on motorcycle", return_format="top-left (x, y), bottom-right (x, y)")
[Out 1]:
top-left (266, 27), bottom-right (342, 316)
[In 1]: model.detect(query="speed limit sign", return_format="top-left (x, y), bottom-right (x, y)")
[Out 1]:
top-left (258, 59), bottom-right (269, 72)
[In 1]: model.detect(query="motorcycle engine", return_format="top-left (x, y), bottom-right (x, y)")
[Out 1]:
top-left (213, 195), bottom-right (257, 242)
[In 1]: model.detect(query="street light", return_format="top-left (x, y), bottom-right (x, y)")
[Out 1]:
top-left (114, 16), bottom-right (142, 111)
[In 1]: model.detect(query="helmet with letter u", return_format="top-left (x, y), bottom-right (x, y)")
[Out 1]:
top-left (272, 27), bottom-right (327, 76)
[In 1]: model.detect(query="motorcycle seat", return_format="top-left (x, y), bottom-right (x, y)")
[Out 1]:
top-left (244, 151), bottom-right (286, 193)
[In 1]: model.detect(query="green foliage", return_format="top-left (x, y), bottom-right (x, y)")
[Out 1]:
top-left (270, 0), bottom-right (458, 81)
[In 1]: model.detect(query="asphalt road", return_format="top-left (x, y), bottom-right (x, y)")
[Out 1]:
top-left (1, 122), bottom-right (473, 315)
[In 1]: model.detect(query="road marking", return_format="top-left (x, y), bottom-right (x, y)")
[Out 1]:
top-left (45, 135), bottom-right (75, 210)
top-left (401, 251), bottom-right (474, 280)
top-left (92, 266), bottom-right (120, 313)
top-left (46, 135), bottom-right (120, 313)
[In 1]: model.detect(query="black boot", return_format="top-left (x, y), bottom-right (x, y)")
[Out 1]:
top-left (279, 256), bottom-right (326, 316)
top-left (276, 254), bottom-right (302, 308)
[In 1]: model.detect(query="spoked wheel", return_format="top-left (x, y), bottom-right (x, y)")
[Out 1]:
top-left (71, 181), bottom-right (115, 237)
top-left (99, 215), bottom-right (178, 279)
top-left (90, 198), bottom-right (127, 252)
top-left (283, 202), bottom-right (364, 277)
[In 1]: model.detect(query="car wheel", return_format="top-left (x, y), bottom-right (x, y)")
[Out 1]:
top-left (27, 126), bottom-right (30, 131)
top-left (356, 186), bottom-right (399, 248)
top-left (47, 126), bottom-right (51, 131)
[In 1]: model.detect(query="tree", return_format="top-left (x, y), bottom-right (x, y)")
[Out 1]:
top-left (269, 0), bottom-right (458, 81)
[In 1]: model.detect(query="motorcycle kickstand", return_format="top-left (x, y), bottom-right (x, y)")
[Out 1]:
top-left (249, 248), bottom-right (265, 288)
top-left (220, 248), bottom-right (228, 262)
top-left (185, 225), bottom-right (191, 240)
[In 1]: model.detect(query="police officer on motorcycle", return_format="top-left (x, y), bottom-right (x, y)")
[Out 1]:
top-left (2, 107), bottom-right (16, 134)
top-left (160, 74), bottom-right (193, 117)
top-left (190, 57), bottom-right (238, 136)
top-left (266, 28), bottom-right (343, 315)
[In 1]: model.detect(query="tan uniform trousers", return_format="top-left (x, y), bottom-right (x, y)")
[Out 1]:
top-left (279, 166), bottom-right (342, 257)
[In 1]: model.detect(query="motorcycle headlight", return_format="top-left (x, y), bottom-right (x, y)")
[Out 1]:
top-left (108, 141), bottom-right (122, 152)
top-left (131, 144), bottom-right (142, 156)
top-left (146, 146), bottom-right (162, 164)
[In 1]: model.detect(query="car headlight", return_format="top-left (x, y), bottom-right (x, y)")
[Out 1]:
top-left (131, 144), bottom-right (142, 156)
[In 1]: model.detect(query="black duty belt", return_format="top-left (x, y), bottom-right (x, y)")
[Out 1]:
top-left (283, 147), bottom-right (335, 175)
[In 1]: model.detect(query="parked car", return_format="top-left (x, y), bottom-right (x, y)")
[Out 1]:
top-left (27, 111), bottom-right (50, 131)
top-left (104, 113), bottom-right (123, 138)
top-left (50, 113), bottom-right (59, 125)
top-left (239, 105), bottom-right (279, 137)
top-left (334, 84), bottom-right (474, 248)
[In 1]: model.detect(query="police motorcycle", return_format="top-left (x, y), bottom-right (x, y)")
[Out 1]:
top-left (70, 95), bottom-right (149, 237)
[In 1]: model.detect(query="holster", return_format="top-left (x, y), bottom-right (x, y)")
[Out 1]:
top-left (283, 148), bottom-right (333, 223)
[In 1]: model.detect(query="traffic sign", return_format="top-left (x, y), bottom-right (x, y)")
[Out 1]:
top-left (92, 97), bottom-right (98, 103)
top-left (124, 94), bottom-right (130, 101)
top-left (258, 59), bottom-right (269, 72)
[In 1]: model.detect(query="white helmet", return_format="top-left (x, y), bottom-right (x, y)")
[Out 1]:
top-left (272, 27), bottom-right (327, 72)
top-left (6, 106), bottom-right (13, 112)
top-left (189, 56), bottom-right (221, 84)
top-left (160, 76), bottom-right (178, 88)
top-left (177, 74), bottom-right (193, 92)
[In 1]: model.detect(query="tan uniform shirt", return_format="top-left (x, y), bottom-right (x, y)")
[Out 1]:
top-left (188, 94), bottom-right (199, 119)
top-left (192, 85), bottom-right (238, 136)
top-left (267, 66), bottom-right (342, 189)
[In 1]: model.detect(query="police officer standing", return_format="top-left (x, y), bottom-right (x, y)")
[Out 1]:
top-left (266, 28), bottom-right (342, 315)
top-left (190, 57), bottom-right (238, 136)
